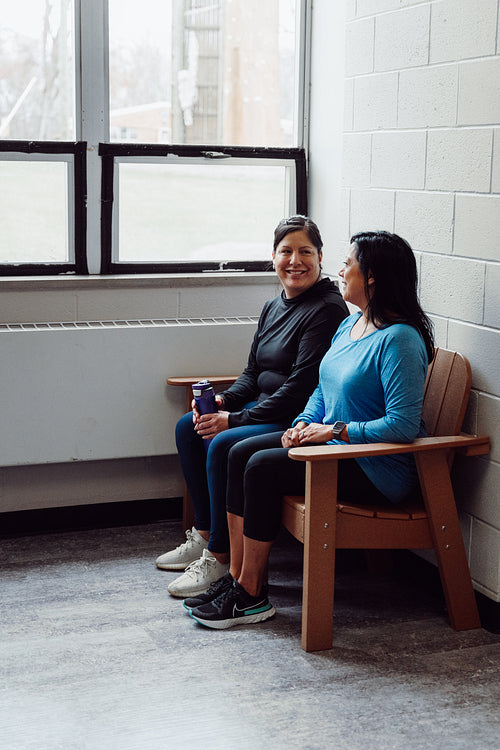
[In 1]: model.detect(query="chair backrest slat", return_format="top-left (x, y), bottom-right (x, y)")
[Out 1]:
top-left (422, 348), bottom-right (472, 438)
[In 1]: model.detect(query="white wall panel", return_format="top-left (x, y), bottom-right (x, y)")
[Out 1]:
top-left (0, 320), bottom-right (256, 466)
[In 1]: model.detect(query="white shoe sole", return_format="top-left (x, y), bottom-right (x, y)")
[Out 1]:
top-left (168, 584), bottom-right (211, 598)
top-left (156, 559), bottom-right (193, 571)
top-left (189, 606), bottom-right (276, 629)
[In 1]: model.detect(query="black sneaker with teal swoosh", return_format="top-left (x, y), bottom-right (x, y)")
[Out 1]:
top-left (189, 579), bottom-right (275, 629)
top-left (183, 572), bottom-right (234, 611)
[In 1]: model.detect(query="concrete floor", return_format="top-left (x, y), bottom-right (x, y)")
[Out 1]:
top-left (1, 518), bottom-right (499, 750)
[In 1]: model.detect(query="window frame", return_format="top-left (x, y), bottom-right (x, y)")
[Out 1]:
top-left (0, 0), bottom-right (311, 276)
top-left (99, 142), bottom-right (307, 274)
top-left (0, 140), bottom-right (88, 276)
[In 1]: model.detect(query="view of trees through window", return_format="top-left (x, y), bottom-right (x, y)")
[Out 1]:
top-left (1, 0), bottom-right (297, 146)
top-left (109, 0), bottom-right (297, 147)
top-left (0, 1), bottom-right (304, 271)
top-left (0, 1), bottom-right (75, 141)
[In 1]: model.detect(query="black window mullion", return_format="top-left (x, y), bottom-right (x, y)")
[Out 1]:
top-left (98, 143), bottom-right (308, 275)
top-left (0, 141), bottom-right (87, 276)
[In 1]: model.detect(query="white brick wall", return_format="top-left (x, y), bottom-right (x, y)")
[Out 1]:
top-left (339, 0), bottom-right (500, 601)
top-left (398, 65), bottom-right (458, 128)
top-left (426, 129), bottom-right (493, 192)
top-left (492, 129), bottom-right (500, 191)
top-left (458, 58), bottom-right (500, 125)
top-left (345, 18), bottom-right (375, 76)
top-left (429, 0), bottom-right (498, 63)
top-left (454, 195), bottom-right (500, 261)
top-left (342, 133), bottom-right (372, 186)
top-left (485, 263), bottom-right (500, 327)
top-left (394, 191), bottom-right (454, 253)
top-left (351, 188), bottom-right (395, 234)
top-left (371, 131), bottom-right (427, 188)
top-left (374, 5), bottom-right (430, 71)
top-left (353, 72), bottom-right (398, 130)
top-left (420, 255), bottom-right (485, 323)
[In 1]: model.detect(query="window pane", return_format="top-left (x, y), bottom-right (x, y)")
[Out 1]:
top-left (109, 0), bottom-right (298, 147)
top-left (0, 161), bottom-right (69, 262)
top-left (115, 162), bottom-right (287, 262)
top-left (0, 1), bottom-right (75, 140)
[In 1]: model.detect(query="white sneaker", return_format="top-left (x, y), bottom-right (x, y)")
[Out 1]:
top-left (155, 527), bottom-right (208, 571)
top-left (167, 548), bottom-right (229, 598)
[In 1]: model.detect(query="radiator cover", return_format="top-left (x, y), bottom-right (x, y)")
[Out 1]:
top-left (0, 317), bottom-right (257, 466)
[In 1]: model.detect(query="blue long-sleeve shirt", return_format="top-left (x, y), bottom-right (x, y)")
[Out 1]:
top-left (293, 313), bottom-right (429, 502)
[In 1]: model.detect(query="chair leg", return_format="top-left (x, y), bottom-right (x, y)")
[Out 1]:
top-left (416, 450), bottom-right (481, 630)
top-left (182, 483), bottom-right (195, 532)
top-left (182, 384), bottom-right (196, 532)
top-left (301, 460), bottom-right (339, 652)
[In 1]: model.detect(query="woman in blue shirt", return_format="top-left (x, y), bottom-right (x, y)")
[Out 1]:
top-left (186, 231), bottom-right (435, 630)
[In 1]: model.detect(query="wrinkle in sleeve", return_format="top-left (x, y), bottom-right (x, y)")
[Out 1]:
top-left (347, 332), bottom-right (428, 445)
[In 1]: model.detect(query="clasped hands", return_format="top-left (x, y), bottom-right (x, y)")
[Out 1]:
top-left (193, 401), bottom-right (337, 446)
top-left (281, 421), bottom-right (333, 448)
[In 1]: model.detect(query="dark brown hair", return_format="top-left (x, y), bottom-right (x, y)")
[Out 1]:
top-left (273, 215), bottom-right (323, 254)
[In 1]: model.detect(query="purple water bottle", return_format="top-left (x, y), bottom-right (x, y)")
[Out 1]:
top-left (192, 379), bottom-right (218, 450)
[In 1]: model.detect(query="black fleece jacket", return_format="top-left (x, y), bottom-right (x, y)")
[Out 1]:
top-left (221, 278), bottom-right (348, 427)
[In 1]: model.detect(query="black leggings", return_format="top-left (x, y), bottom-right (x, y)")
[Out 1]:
top-left (226, 431), bottom-right (390, 542)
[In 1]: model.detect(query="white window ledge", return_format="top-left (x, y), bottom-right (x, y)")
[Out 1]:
top-left (0, 271), bottom-right (278, 292)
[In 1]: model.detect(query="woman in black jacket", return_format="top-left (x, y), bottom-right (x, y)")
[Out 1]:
top-left (156, 215), bottom-right (348, 598)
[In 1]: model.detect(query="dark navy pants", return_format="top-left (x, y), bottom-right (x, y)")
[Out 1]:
top-left (226, 431), bottom-right (390, 542)
top-left (175, 408), bottom-right (287, 553)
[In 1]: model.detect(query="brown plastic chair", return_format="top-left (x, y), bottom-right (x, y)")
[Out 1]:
top-left (166, 376), bottom-right (238, 530)
top-left (282, 348), bottom-right (490, 652)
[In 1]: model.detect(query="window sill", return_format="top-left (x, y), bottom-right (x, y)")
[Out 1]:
top-left (0, 271), bottom-right (278, 292)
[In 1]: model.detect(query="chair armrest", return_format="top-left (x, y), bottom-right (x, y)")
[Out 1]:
top-left (288, 433), bottom-right (490, 462)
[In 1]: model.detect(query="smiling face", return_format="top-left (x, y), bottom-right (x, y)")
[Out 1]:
top-left (273, 229), bottom-right (322, 298)
top-left (338, 243), bottom-right (371, 310)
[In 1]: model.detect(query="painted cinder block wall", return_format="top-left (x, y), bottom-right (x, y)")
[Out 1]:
top-left (333, 0), bottom-right (500, 601)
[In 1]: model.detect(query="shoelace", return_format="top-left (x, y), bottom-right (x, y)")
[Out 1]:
top-left (175, 528), bottom-right (196, 554)
top-left (205, 574), bottom-right (230, 595)
top-left (210, 583), bottom-right (236, 612)
top-left (184, 552), bottom-right (215, 581)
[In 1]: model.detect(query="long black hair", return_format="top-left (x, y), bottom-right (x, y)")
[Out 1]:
top-left (350, 230), bottom-right (434, 363)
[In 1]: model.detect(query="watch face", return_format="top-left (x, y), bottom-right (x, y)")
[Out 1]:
top-left (332, 421), bottom-right (345, 431)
